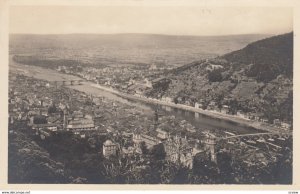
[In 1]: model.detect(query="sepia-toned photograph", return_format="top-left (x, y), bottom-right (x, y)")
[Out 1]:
top-left (5, 2), bottom-right (294, 186)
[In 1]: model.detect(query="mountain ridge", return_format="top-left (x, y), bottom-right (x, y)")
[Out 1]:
top-left (147, 32), bottom-right (293, 124)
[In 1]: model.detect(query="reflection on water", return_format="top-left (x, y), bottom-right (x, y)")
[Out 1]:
top-left (160, 105), bottom-right (261, 134)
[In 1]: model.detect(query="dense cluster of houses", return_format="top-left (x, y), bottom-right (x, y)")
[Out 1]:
top-left (53, 58), bottom-right (292, 133)
top-left (143, 94), bottom-right (292, 130)
top-left (9, 73), bottom-right (214, 169)
top-left (9, 73), bottom-right (100, 139)
top-left (9, 72), bottom-right (290, 174)
top-left (56, 63), bottom-right (161, 93)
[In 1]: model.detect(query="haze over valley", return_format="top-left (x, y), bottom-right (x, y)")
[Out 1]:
top-left (10, 33), bottom-right (271, 68)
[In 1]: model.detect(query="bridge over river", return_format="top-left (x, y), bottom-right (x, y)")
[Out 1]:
top-left (222, 131), bottom-right (292, 140)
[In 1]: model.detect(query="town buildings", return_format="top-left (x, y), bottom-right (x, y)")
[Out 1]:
top-left (8, 72), bottom-right (292, 182)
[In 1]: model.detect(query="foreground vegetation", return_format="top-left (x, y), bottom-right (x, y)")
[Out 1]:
top-left (9, 122), bottom-right (292, 184)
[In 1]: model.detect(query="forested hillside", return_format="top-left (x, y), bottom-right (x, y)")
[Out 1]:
top-left (147, 32), bottom-right (293, 124)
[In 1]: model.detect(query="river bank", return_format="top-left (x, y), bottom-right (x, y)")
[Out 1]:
top-left (9, 58), bottom-right (289, 134)
top-left (90, 84), bottom-right (287, 133)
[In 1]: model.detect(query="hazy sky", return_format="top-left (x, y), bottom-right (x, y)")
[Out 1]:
top-left (10, 6), bottom-right (293, 35)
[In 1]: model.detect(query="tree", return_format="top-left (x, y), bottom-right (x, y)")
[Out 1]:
top-left (33, 115), bottom-right (47, 124)
top-left (262, 103), bottom-right (280, 123)
top-left (217, 151), bottom-right (234, 183)
top-left (228, 99), bottom-right (239, 114)
top-left (192, 152), bottom-right (218, 183)
top-left (172, 165), bottom-right (190, 184)
top-left (140, 141), bottom-right (149, 155)
top-left (174, 98), bottom-right (178, 104)
top-left (208, 70), bottom-right (222, 82)
top-left (279, 91), bottom-right (293, 122)
top-left (159, 161), bottom-right (179, 184)
top-left (48, 104), bottom-right (57, 114)
top-left (102, 156), bottom-right (132, 184)
top-left (272, 147), bottom-right (292, 184)
top-left (150, 143), bottom-right (166, 160)
top-left (216, 94), bottom-right (224, 109)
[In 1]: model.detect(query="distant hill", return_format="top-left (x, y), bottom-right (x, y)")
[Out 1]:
top-left (223, 32), bottom-right (293, 66)
top-left (222, 32), bottom-right (293, 81)
top-left (9, 33), bottom-right (272, 67)
top-left (147, 32), bottom-right (293, 123)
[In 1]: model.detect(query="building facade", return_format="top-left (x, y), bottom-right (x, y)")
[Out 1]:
top-left (164, 135), bottom-right (194, 169)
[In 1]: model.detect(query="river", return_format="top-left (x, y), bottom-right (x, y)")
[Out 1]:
top-left (10, 59), bottom-right (264, 135)
top-left (68, 84), bottom-right (262, 135)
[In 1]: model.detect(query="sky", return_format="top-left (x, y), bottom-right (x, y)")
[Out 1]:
top-left (9, 6), bottom-right (293, 36)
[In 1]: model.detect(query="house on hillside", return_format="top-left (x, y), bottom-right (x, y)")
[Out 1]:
top-left (207, 101), bottom-right (217, 111)
top-left (249, 112), bottom-right (264, 121)
top-left (237, 110), bottom-right (247, 119)
top-left (273, 119), bottom-right (281, 126)
top-left (161, 96), bottom-right (173, 103)
top-left (281, 122), bottom-right (291, 130)
top-left (194, 102), bottom-right (203, 109)
top-left (220, 105), bottom-right (230, 114)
